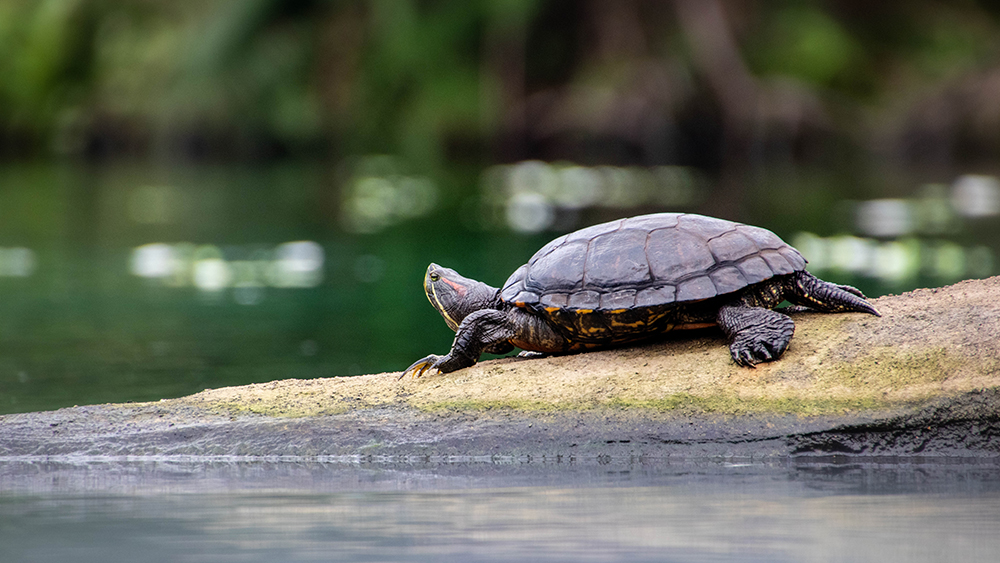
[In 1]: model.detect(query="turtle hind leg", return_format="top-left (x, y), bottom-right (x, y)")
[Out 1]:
top-left (717, 304), bottom-right (796, 367)
top-left (786, 271), bottom-right (880, 317)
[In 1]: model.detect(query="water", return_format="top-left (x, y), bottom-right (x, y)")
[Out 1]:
top-left (1, 162), bottom-right (998, 561)
top-left (2, 458), bottom-right (999, 562)
top-left (0, 162), bottom-right (547, 414)
top-left (1, 161), bottom-right (996, 415)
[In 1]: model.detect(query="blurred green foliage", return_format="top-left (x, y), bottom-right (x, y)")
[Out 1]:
top-left (747, 6), bottom-right (865, 90)
top-left (2, 0), bottom-right (1000, 168)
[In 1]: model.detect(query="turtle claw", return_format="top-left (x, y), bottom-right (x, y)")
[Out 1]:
top-left (836, 283), bottom-right (867, 299)
top-left (400, 354), bottom-right (444, 379)
top-left (732, 348), bottom-right (759, 368)
top-left (516, 350), bottom-right (547, 359)
top-left (731, 334), bottom-right (786, 367)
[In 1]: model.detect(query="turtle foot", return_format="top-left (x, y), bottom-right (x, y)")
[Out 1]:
top-left (400, 355), bottom-right (445, 379)
top-left (718, 305), bottom-right (796, 367)
top-left (729, 330), bottom-right (790, 367)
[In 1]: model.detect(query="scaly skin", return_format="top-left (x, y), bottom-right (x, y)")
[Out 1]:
top-left (716, 271), bottom-right (880, 367)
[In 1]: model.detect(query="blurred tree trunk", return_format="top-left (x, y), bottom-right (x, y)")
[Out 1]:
top-left (674, 0), bottom-right (759, 219)
top-left (483, 10), bottom-right (529, 163)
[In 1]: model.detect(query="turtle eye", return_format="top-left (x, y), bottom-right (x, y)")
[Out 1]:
top-left (429, 272), bottom-right (440, 282)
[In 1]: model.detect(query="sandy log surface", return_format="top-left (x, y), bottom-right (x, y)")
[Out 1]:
top-left (2, 277), bottom-right (999, 461)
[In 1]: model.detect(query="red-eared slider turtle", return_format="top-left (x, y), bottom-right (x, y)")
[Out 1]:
top-left (403, 212), bottom-right (878, 377)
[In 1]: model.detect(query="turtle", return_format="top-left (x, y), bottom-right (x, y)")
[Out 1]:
top-left (402, 212), bottom-right (878, 378)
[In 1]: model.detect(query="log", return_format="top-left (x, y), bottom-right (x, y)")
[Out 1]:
top-left (2, 277), bottom-right (999, 460)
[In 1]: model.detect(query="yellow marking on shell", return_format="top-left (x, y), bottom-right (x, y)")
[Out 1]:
top-left (674, 322), bottom-right (716, 330)
top-left (544, 306), bottom-right (559, 313)
top-left (575, 309), bottom-right (594, 315)
top-left (609, 320), bottom-right (644, 329)
top-left (647, 311), bottom-right (673, 326)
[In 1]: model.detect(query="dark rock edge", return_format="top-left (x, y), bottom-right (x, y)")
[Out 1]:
top-left (2, 388), bottom-right (998, 461)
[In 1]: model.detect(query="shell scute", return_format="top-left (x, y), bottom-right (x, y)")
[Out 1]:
top-left (525, 240), bottom-right (587, 291)
top-left (736, 255), bottom-right (775, 285)
top-left (635, 284), bottom-right (676, 307)
top-left (676, 274), bottom-right (717, 301)
top-left (709, 230), bottom-right (758, 263)
top-left (599, 289), bottom-right (637, 310)
top-left (709, 265), bottom-right (749, 295)
top-left (567, 289), bottom-right (601, 309)
top-left (539, 292), bottom-right (569, 308)
top-left (531, 234), bottom-right (570, 262)
top-left (500, 264), bottom-right (528, 303)
top-left (646, 227), bottom-right (715, 282)
top-left (623, 213), bottom-right (680, 232)
top-left (736, 224), bottom-right (784, 250)
top-left (565, 219), bottom-right (624, 244)
top-left (760, 249), bottom-right (795, 275)
top-left (583, 228), bottom-right (650, 289)
top-left (510, 290), bottom-right (539, 306)
top-left (677, 214), bottom-right (736, 239)
top-left (778, 246), bottom-right (807, 270)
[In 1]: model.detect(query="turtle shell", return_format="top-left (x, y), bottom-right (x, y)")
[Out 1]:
top-left (499, 213), bottom-right (805, 344)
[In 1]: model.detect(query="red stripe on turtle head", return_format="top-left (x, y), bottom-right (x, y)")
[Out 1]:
top-left (441, 276), bottom-right (468, 297)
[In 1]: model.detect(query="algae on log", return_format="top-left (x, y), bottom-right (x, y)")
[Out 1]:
top-left (1, 277), bottom-right (999, 459)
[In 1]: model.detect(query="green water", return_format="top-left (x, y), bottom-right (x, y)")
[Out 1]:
top-left (0, 161), bottom-right (994, 414)
top-left (0, 162), bottom-right (549, 414)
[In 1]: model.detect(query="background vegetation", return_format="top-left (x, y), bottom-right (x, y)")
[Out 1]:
top-left (4, 0), bottom-right (1000, 175)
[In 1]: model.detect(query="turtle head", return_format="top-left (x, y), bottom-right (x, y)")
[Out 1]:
top-left (423, 263), bottom-right (497, 331)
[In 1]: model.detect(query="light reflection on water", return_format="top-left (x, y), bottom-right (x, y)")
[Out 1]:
top-left (130, 240), bottom-right (326, 291)
top-left (2, 460), bottom-right (1000, 562)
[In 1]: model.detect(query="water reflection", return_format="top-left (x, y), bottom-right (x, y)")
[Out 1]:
top-left (793, 233), bottom-right (993, 285)
top-left (340, 155), bottom-right (438, 234)
top-left (127, 185), bottom-right (182, 225)
top-left (131, 240), bottom-right (325, 295)
top-left (480, 161), bottom-right (703, 232)
top-left (952, 174), bottom-right (1000, 217)
top-left (0, 247), bottom-right (37, 277)
top-left (794, 173), bottom-right (999, 286)
top-left (854, 176), bottom-right (1000, 239)
top-left (2, 459), bottom-right (999, 563)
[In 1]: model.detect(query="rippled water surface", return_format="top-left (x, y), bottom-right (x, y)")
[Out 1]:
top-left (2, 459), bottom-right (999, 562)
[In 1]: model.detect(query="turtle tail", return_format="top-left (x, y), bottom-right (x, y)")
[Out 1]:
top-left (786, 271), bottom-right (880, 317)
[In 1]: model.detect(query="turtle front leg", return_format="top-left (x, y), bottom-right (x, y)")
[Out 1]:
top-left (717, 304), bottom-right (795, 367)
top-left (401, 309), bottom-right (515, 378)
